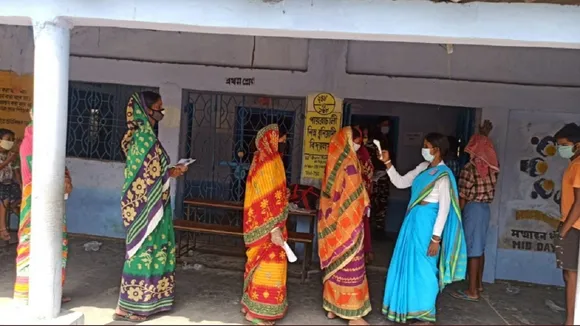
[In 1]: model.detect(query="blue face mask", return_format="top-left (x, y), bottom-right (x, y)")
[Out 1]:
top-left (558, 145), bottom-right (575, 159)
top-left (422, 148), bottom-right (434, 162)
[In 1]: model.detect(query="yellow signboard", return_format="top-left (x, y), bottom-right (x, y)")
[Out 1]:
top-left (0, 71), bottom-right (33, 142)
top-left (301, 93), bottom-right (343, 182)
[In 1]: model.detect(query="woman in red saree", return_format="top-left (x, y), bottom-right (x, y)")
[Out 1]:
top-left (318, 127), bottom-right (371, 325)
top-left (241, 124), bottom-right (289, 325)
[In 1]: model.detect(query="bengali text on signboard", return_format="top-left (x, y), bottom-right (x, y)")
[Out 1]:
top-left (300, 93), bottom-right (342, 183)
top-left (0, 71), bottom-right (33, 142)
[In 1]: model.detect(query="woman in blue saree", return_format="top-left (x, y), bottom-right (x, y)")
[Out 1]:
top-left (380, 133), bottom-right (467, 324)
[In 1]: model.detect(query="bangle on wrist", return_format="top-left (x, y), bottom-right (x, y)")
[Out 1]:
top-left (431, 236), bottom-right (441, 243)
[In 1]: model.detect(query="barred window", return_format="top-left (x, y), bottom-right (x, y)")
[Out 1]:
top-left (66, 82), bottom-right (158, 162)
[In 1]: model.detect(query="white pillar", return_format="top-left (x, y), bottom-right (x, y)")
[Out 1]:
top-left (28, 18), bottom-right (71, 320)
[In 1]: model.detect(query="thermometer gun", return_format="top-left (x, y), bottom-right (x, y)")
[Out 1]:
top-left (373, 139), bottom-right (383, 155)
top-left (283, 242), bottom-right (298, 263)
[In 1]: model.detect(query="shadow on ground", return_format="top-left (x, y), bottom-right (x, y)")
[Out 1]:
top-left (0, 235), bottom-right (567, 325)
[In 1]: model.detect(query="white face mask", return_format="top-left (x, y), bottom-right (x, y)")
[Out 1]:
top-left (422, 148), bottom-right (434, 162)
top-left (353, 143), bottom-right (361, 152)
top-left (0, 140), bottom-right (14, 151)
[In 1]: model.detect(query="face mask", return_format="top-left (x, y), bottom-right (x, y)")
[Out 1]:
top-left (0, 140), bottom-right (13, 150)
top-left (558, 145), bottom-right (575, 159)
top-left (149, 109), bottom-right (165, 122)
top-left (353, 143), bottom-right (361, 152)
top-left (381, 126), bottom-right (390, 134)
top-left (422, 148), bottom-right (434, 162)
top-left (278, 142), bottom-right (286, 154)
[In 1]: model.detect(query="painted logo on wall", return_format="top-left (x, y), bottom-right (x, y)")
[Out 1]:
top-left (499, 113), bottom-right (575, 254)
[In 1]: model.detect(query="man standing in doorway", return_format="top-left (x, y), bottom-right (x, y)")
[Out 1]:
top-left (451, 120), bottom-right (499, 302)
top-left (553, 123), bottom-right (580, 325)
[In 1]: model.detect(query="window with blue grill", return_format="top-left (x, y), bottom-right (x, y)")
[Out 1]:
top-left (234, 106), bottom-right (295, 178)
top-left (228, 106), bottom-right (295, 202)
top-left (66, 82), bottom-right (158, 162)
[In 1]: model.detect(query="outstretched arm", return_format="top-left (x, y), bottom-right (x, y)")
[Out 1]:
top-left (386, 162), bottom-right (429, 189)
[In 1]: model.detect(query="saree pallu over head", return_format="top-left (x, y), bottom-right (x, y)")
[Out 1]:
top-left (318, 127), bottom-right (371, 319)
top-left (382, 165), bottom-right (467, 323)
top-left (241, 124), bottom-right (289, 320)
top-left (121, 93), bottom-right (171, 259)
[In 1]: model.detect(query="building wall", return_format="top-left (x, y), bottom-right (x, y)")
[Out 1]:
top-left (1, 25), bottom-right (580, 285)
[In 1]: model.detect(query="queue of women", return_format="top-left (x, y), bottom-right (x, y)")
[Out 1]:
top-left (7, 90), bottom-right (467, 325)
top-left (240, 125), bottom-right (468, 325)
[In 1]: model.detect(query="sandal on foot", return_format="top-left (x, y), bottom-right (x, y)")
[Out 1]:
top-left (61, 296), bottom-right (72, 304)
top-left (450, 290), bottom-right (480, 302)
top-left (246, 316), bottom-right (274, 325)
top-left (112, 313), bottom-right (147, 323)
top-left (326, 311), bottom-right (337, 319)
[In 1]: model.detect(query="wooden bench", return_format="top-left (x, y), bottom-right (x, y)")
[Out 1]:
top-left (174, 199), bottom-right (316, 283)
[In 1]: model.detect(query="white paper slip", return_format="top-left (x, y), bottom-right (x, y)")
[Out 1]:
top-left (177, 158), bottom-right (196, 166)
top-left (282, 242), bottom-right (298, 263)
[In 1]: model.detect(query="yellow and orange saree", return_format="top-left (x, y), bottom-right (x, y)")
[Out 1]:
top-left (318, 127), bottom-right (371, 319)
top-left (241, 124), bottom-right (289, 321)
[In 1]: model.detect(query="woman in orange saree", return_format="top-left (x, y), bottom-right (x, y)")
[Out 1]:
top-left (318, 127), bottom-right (371, 325)
top-left (241, 124), bottom-right (289, 325)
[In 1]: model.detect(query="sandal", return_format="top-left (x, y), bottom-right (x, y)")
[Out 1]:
top-left (1, 229), bottom-right (10, 241)
top-left (61, 296), bottom-right (72, 304)
top-left (112, 312), bottom-right (147, 322)
top-left (450, 289), bottom-right (480, 302)
top-left (245, 313), bottom-right (275, 325)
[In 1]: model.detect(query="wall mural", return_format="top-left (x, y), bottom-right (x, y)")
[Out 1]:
top-left (499, 111), bottom-right (580, 253)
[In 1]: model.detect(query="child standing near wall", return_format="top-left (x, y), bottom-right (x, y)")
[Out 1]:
top-left (0, 128), bottom-right (21, 241)
top-left (554, 123), bottom-right (580, 325)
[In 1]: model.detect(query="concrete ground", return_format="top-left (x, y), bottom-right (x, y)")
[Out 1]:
top-left (0, 235), bottom-right (568, 325)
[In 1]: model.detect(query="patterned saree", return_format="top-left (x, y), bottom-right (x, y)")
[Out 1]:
top-left (117, 93), bottom-right (175, 317)
top-left (382, 165), bottom-right (467, 323)
top-left (13, 123), bottom-right (69, 304)
top-left (241, 124), bottom-right (289, 321)
top-left (318, 127), bottom-right (371, 319)
top-left (356, 138), bottom-right (374, 256)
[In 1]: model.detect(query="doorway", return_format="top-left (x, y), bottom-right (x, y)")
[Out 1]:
top-left (349, 114), bottom-right (400, 267)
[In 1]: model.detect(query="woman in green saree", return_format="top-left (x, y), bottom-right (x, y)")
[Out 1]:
top-left (113, 91), bottom-right (188, 322)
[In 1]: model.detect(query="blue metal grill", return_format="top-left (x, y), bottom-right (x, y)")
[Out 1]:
top-left (181, 91), bottom-right (305, 226)
top-left (66, 82), bottom-right (157, 162)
